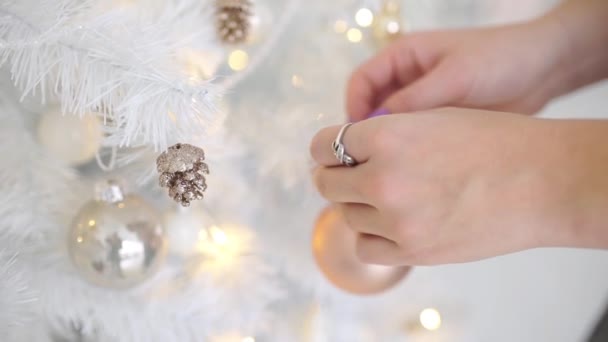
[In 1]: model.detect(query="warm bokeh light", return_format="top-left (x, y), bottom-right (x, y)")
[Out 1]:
top-left (419, 308), bottom-right (442, 331)
top-left (355, 8), bottom-right (374, 27)
top-left (228, 50), bottom-right (249, 71)
top-left (333, 20), bottom-right (348, 33)
top-left (346, 28), bottom-right (363, 43)
top-left (209, 225), bottom-right (228, 246)
top-left (88, 220), bottom-right (96, 227)
top-left (386, 21), bottom-right (400, 34)
top-left (168, 111), bottom-right (177, 123)
top-left (291, 74), bottom-right (304, 88)
top-left (195, 225), bottom-right (245, 269)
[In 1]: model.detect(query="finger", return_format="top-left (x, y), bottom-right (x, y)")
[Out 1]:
top-left (381, 58), bottom-right (472, 113)
top-left (313, 166), bottom-right (367, 203)
top-left (339, 203), bottom-right (392, 237)
top-left (355, 233), bottom-right (403, 265)
top-left (346, 37), bottom-right (426, 122)
top-left (310, 121), bottom-right (371, 167)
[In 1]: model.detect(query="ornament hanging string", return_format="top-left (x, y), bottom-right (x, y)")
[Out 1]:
top-left (95, 146), bottom-right (118, 172)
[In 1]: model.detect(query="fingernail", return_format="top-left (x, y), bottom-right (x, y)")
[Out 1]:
top-left (368, 108), bottom-right (390, 118)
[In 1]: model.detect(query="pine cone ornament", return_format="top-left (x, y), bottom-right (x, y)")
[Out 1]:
top-left (157, 143), bottom-right (209, 207)
top-left (216, 0), bottom-right (253, 44)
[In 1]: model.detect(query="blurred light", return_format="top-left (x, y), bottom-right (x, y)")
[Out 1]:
top-left (88, 220), bottom-right (96, 227)
top-left (355, 8), bottom-right (374, 27)
top-left (291, 74), bottom-right (304, 88)
top-left (242, 337), bottom-right (255, 342)
top-left (419, 308), bottom-right (441, 331)
top-left (385, 0), bottom-right (400, 13)
top-left (197, 229), bottom-right (208, 241)
top-left (209, 225), bottom-right (228, 246)
top-left (168, 111), bottom-right (177, 123)
top-left (228, 50), bottom-right (249, 71)
top-left (346, 28), bottom-right (363, 43)
top-left (117, 202), bottom-right (125, 209)
top-left (76, 236), bottom-right (84, 243)
top-left (333, 20), bottom-right (348, 33)
top-left (386, 21), bottom-right (400, 34)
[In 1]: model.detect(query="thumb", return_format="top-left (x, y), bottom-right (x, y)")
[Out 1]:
top-left (381, 60), bottom-right (471, 113)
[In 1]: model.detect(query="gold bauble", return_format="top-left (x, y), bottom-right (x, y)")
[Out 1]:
top-left (312, 206), bottom-right (411, 295)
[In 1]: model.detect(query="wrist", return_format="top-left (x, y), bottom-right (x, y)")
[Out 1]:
top-left (537, 0), bottom-right (608, 94)
top-left (536, 119), bottom-right (608, 249)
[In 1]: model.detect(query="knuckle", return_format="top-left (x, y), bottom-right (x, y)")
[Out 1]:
top-left (309, 127), bottom-right (332, 162)
top-left (312, 169), bottom-right (329, 198)
top-left (309, 132), bottom-right (323, 161)
top-left (361, 170), bottom-right (398, 206)
top-left (394, 219), bottom-right (424, 242)
top-left (341, 207), bottom-right (356, 229)
top-left (367, 126), bottom-right (396, 152)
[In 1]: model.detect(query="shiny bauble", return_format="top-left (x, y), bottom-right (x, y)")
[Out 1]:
top-left (312, 206), bottom-right (411, 295)
top-left (68, 181), bottom-right (167, 289)
top-left (37, 108), bottom-right (103, 166)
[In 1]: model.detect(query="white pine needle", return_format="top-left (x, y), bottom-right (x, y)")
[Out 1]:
top-left (0, 0), bottom-right (222, 152)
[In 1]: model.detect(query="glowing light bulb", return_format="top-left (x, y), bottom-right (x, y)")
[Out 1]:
top-left (333, 20), bottom-right (348, 33)
top-left (228, 50), bottom-right (249, 71)
top-left (346, 28), bottom-right (363, 43)
top-left (355, 8), bottom-right (374, 27)
top-left (209, 226), bottom-right (228, 246)
top-left (386, 21), bottom-right (400, 34)
top-left (419, 308), bottom-right (441, 331)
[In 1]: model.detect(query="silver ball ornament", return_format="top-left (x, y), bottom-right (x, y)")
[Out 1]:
top-left (68, 181), bottom-right (167, 289)
top-left (37, 108), bottom-right (103, 166)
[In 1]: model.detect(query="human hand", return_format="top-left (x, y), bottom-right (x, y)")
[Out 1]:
top-left (347, 19), bottom-right (573, 121)
top-left (311, 108), bottom-right (608, 265)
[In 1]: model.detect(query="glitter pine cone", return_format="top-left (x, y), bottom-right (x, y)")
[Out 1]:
top-left (216, 0), bottom-right (253, 44)
top-left (157, 143), bottom-right (209, 207)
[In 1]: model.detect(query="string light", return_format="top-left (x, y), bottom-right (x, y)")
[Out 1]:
top-left (419, 308), bottom-right (441, 331)
top-left (209, 225), bottom-right (228, 246)
top-left (386, 21), bottom-right (400, 34)
top-left (228, 50), bottom-right (249, 71)
top-left (355, 8), bottom-right (374, 27)
top-left (346, 28), bottom-right (363, 43)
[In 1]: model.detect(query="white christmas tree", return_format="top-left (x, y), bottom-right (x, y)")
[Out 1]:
top-left (3, 0), bottom-right (606, 341)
